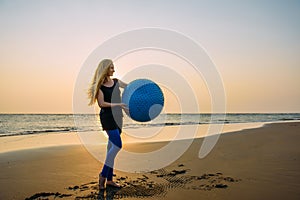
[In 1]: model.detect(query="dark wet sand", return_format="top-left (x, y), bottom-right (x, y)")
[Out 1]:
top-left (0, 122), bottom-right (299, 200)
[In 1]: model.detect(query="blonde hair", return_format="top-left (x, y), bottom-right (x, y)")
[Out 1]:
top-left (87, 59), bottom-right (113, 106)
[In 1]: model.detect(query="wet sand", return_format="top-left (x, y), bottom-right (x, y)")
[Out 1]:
top-left (0, 122), bottom-right (299, 199)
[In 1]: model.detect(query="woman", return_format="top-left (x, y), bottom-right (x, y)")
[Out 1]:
top-left (87, 59), bottom-right (127, 189)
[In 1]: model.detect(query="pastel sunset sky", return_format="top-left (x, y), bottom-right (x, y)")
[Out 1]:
top-left (0, 0), bottom-right (299, 113)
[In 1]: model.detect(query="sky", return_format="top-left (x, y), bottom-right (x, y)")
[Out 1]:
top-left (0, 0), bottom-right (299, 113)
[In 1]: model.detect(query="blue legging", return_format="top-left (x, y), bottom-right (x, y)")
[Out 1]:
top-left (101, 129), bottom-right (122, 181)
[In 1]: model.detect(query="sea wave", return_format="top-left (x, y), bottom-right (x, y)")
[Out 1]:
top-left (0, 113), bottom-right (300, 137)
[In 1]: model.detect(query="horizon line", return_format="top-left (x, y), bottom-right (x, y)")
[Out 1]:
top-left (0, 112), bottom-right (300, 115)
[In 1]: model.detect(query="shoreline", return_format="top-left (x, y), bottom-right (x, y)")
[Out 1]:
top-left (0, 121), bottom-right (290, 154)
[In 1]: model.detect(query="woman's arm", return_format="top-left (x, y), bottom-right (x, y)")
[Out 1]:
top-left (97, 90), bottom-right (125, 108)
top-left (118, 79), bottom-right (128, 88)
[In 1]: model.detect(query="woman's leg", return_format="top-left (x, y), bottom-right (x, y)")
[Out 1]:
top-left (105, 141), bottom-right (114, 181)
top-left (100, 129), bottom-right (122, 185)
top-left (107, 168), bottom-right (114, 181)
top-left (99, 139), bottom-right (113, 183)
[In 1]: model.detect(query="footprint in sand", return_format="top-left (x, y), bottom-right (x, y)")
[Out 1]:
top-left (26, 164), bottom-right (240, 199)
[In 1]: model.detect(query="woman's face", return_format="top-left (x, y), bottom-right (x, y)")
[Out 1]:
top-left (107, 64), bottom-right (115, 76)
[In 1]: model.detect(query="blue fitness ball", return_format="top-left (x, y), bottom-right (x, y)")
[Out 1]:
top-left (122, 79), bottom-right (164, 122)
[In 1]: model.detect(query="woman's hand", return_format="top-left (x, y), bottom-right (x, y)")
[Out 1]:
top-left (119, 103), bottom-right (129, 114)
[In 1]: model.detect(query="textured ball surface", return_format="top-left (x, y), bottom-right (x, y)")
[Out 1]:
top-left (122, 79), bottom-right (164, 122)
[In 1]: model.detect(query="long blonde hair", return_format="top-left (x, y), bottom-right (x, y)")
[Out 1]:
top-left (87, 59), bottom-right (113, 106)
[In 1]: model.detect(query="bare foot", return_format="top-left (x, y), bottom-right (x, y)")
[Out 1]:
top-left (106, 181), bottom-right (121, 188)
top-left (99, 175), bottom-right (106, 190)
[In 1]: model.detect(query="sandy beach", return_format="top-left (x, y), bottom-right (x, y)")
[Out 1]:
top-left (0, 122), bottom-right (299, 200)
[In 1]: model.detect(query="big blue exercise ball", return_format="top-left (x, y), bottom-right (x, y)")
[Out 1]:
top-left (122, 79), bottom-right (164, 122)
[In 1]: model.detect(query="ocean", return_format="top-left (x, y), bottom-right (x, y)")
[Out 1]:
top-left (0, 113), bottom-right (299, 137)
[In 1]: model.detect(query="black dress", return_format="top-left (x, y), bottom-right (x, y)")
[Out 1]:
top-left (99, 78), bottom-right (123, 133)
